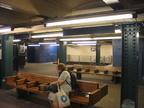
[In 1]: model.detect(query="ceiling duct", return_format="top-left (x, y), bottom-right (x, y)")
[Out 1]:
top-left (14, 32), bottom-right (30, 39)
top-left (11, 15), bottom-right (51, 30)
top-left (63, 25), bottom-right (115, 36)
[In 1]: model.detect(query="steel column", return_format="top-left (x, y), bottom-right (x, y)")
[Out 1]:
top-left (1, 35), bottom-right (14, 89)
top-left (141, 38), bottom-right (144, 85)
top-left (96, 44), bottom-right (101, 65)
top-left (57, 41), bottom-right (67, 64)
top-left (121, 23), bottom-right (138, 108)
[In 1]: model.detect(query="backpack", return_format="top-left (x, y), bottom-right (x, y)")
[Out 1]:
top-left (66, 71), bottom-right (79, 90)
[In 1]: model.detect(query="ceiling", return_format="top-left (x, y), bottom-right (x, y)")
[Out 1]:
top-left (0, 0), bottom-right (109, 25)
top-left (0, 0), bottom-right (144, 44)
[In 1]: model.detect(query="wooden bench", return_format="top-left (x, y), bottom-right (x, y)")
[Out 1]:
top-left (72, 64), bottom-right (121, 73)
top-left (67, 65), bottom-right (121, 83)
top-left (5, 72), bottom-right (108, 107)
top-left (70, 83), bottom-right (108, 107)
top-left (5, 72), bottom-right (58, 97)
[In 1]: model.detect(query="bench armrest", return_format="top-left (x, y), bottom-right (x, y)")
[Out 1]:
top-left (26, 81), bottom-right (39, 88)
top-left (100, 84), bottom-right (108, 98)
top-left (38, 83), bottom-right (49, 91)
top-left (16, 79), bottom-right (27, 85)
top-left (88, 84), bottom-right (108, 106)
top-left (89, 89), bottom-right (101, 106)
top-left (5, 76), bottom-right (17, 84)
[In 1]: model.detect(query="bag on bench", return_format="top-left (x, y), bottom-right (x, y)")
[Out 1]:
top-left (42, 84), bottom-right (58, 93)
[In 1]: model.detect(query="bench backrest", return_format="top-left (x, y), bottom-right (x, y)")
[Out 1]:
top-left (73, 64), bottom-right (83, 69)
top-left (17, 72), bottom-right (99, 92)
top-left (18, 72), bottom-right (57, 84)
top-left (71, 65), bottom-right (121, 72)
top-left (77, 80), bottom-right (99, 92)
top-left (107, 67), bottom-right (121, 72)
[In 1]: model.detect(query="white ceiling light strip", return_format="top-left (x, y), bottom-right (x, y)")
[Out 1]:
top-left (39, 42), bottom-right (57, 45)
top-left (32, 32), bottom-right (63, 38)
top-left (77, 43), bottom-right (96, 46)
top-left (28, 44), bottom-right (40, 47)
top-left (46, 13), bottom-right (133, 27)
top-left (72, 41), bottom-right (97, 44)
top-left (60, 38), bottom-right (92, 41)
top-left (103, 0), bottom-right (119, 4)
top-left (13, 39), bottom-right (21, 42)
top-left (93, 36), bottom-right (121, 40)
top-left (60, 37), bottom-right (121, 41)
top-left (0, 27), bottom-right (11, 33)
top-left (0, 3), bottom-right (12, 10)
top-left (50, 44), bottom-right (59, 46)
top-left (115, 29), bottom-right (121, 33)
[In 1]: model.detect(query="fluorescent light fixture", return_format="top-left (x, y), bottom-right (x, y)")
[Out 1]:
top-left (32, 32), bottom-right (63, 38)
top-left (137, 32), bottom-right (139, 38)
top-left (50, 44), bottom-right (59, 46)
top-left (103, 0), bottom-right (119, 4)
top-left (46, 13), bottom-right (133, 27)
top-left (115, 29), bottom-right (121, 33)
top-left (28, 44), bottom-right (40, 47)
top-left (77, 43), bottom-right (96, 46)
top-left (39, 42), bottom-right (57, 45)
top-left (60, 38), bottom-right (92, 41)
top-left (0, 27), bottom-right (11, 33)
top-left (72, 41), bottom-right (97, 44)
top-left (13, 39), bottom-right (21, 42)
top-left (0, 3), bottom-right (12, 10)
top-left (93, 36), bottom-right (121, 40)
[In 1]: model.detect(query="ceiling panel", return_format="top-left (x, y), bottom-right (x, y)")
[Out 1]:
top-left (0, 0), bottom-right (110, 26)
top-left (51, 0), bottom-right (103, 9)
top-left (0, 0), bottom-right (39, 14)
top-left (119, 0), bottom-right (144, 9)
top-left (0, 8), bottom-right (32, 25)
top-left (30, 0), bottom-right (71, 17)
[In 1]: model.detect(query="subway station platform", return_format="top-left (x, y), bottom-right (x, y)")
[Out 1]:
top-left (0, 62), bottom-right (144, 108)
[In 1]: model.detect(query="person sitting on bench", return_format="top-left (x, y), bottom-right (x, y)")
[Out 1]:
top-left (48, 63), bottom-right (72, 108)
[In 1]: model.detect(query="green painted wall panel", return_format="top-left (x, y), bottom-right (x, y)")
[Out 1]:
top-left (57, 41), bottom-right (67, 64)
top-left (1, 35), bottom-right (14, 89)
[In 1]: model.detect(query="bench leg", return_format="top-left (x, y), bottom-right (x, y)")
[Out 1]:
top-left (70, 103), bottom-right (81, 108)
top-left (76, 73), bottom-right (82, 79)
top-left (111, 76), bottom-right (121, 84)
top-left (16, 88), bottom-right (29, 99)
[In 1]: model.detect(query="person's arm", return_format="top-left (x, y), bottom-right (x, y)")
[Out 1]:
top-left (50, 79), bottom-right (64, 85)
top-left (50, 71), bottom-right (68, 85)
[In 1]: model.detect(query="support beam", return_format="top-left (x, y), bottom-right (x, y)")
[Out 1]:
top-left (113, 39), bottom-right (122, 67)
top-left (57, 41), bottom-right (67, 64)
top-left (141, 38), bottom-right (144, 85)
top-left (121, 23), bottom-right (138, 108)
top-left (1, 34), bottom-right (14, 89)
top-left (96, 44), bottom-right (101, 65)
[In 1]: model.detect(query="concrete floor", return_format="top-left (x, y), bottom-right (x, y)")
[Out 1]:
top-left (0, 62), bottom-right (144, 108)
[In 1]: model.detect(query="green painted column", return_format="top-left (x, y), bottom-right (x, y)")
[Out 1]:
top-left (96, 44), bottom-right (101, 65)
top-left (141, 38), bottom-right (144, 85)
top-left (120, 23), bottom-right (138, 108)
top-left (57, 41), bottom-right (67, 64)
top-left (1, 34), bottom-right (14, 89)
